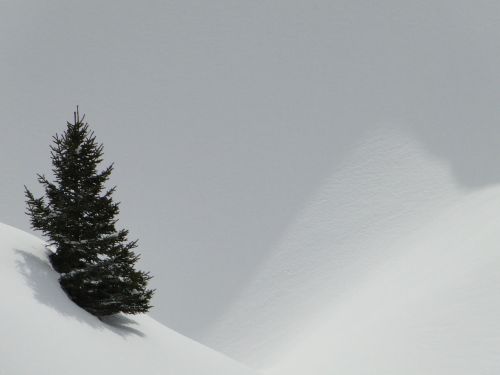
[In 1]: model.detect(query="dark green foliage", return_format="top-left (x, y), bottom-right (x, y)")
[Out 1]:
top-left (25, 108), bottom-right (154, 316)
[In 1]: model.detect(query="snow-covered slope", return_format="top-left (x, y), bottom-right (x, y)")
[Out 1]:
top-left (267, 187), bottom-right (500, 375)
top-left (0, 223), bottom-right (256, 375)
top-left (199, 130), bottom-right (500, 374)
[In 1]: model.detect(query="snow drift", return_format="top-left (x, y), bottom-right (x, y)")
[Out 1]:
top-left (267, 187), bottom-right (500, 375)
top-left (199, 129), bottom-right (500, 374)
top-left (0, 223), bottom-right (256, 375)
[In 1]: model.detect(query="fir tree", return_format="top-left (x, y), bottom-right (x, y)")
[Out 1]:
top-left (25, 108), bottom-right (154, 316)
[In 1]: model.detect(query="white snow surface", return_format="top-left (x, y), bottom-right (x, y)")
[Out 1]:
top-left (268, 187), bottom-right (500, 375)
top-left (198, 129), bottom-right (500, 374)
top-left (3, 130), bottom-right (500, 375)
top-left (0, 223), bottom-right (256, 375)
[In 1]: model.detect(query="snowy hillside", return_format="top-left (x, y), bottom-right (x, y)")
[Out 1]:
top-left (0, 223), bottom-right (256, 375)
top-left (267, 187), bottom-right (500, 375)
top-left (199, 130), bottom-right (500, 374)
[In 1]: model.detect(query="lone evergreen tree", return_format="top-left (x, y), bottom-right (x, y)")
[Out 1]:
top-left (25, 108), bottom-right (154, 316)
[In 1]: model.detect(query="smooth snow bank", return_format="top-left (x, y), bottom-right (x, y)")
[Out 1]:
top-left (201, 129), bottom-right (500, 374)
top-left (269, 187), bottom-right (500, 375)
top-left (0, 223), bottom-right (256, 375)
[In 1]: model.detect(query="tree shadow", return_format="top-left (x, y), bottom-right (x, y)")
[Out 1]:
top-left (14, 248), bottom-right (145, 338)
top-left (100, 314), bottom-right (145, 337)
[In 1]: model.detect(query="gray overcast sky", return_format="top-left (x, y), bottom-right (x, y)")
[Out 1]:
top-left (2, 0), bottom-right (500, 341)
